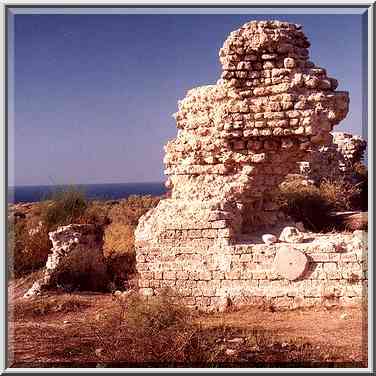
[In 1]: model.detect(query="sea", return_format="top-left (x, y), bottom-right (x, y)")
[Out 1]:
top-left (8, 182), bottom-right (167, 204)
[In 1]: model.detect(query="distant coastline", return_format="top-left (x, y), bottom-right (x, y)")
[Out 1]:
top-left (8, 182), bottom-right (166, 204)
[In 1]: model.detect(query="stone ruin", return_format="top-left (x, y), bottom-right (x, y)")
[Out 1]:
top-left (24, 224), bottom-right (108, 298)
top-left (298, 131), bottom-right (367, 184)
top-left (135, 20), bottom-right (367, 311)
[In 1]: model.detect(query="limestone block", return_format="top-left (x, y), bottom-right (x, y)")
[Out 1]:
top-left (279, 226), bottom-right (304, 243)
top-left (140, 288), bottom-right (154, 296)
top-left (262, 234), bottom-right (277, 245)
top-left (273, 246), bottom-right (309, 281)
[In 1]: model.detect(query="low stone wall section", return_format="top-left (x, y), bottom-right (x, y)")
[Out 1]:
top-left (136, 232), bottom-right (367, 311)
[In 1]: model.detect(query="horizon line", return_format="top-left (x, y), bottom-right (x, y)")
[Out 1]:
top-left (9, 181), bottom-right (165, 188)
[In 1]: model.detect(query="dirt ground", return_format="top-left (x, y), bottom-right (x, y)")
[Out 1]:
top-left (8, 275), bottom-right (368, 369)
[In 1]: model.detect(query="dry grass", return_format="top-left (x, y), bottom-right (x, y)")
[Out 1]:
top-left (102, 195), bottom-right (160, 289)
top-left (103, 222), bottom-right (134, 259)
top-left (9, 290), bottom-right (367, 368)
top-left (107, 195), bottom-right (160, 226)
top-left (11, 295), bottom-right (91, 321)
top-left (40, 188), bottom-right (88, 229)
top-left (8, 221), bottom-right (51, 278)
top-left (319, 178), bottom-right (362, 212)
top-left (277, 175), bottom-right (366, 232)
top-left (8, 192), bottom-right (160, 282)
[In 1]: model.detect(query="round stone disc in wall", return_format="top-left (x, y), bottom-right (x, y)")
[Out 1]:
top-left (273, 246), bottom-right (309, 281)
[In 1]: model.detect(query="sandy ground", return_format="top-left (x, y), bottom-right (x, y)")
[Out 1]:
top-left (7, 274), bottom-right (368, 369)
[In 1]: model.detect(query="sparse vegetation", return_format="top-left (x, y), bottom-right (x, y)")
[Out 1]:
top-left (8, 220), bottom-right (50, 278)
top-left (103, 195), bottom-right (160, 289)
top-left (319, 178), bottom-right (362, 212)
top-left (8, 288), bottom-right (367, 367)
top-left (7, 180), bottom-right (367, 367)
top-left (103, 222), bottom-right (134, 259)
top-left (277, 172), bottom-right (367, 232)
top-left (12, 295), bottom-right (91, 320)
top-left (40, 187), bottom-right (88, 229)
top-left (8, 188), bottom-right (160, 281)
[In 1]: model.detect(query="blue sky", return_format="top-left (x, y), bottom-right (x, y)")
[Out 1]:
top-left (9, 12), bottom-right (366, 186)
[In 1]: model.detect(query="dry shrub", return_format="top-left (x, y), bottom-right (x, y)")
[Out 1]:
top-left (103, 222), bottom-right (134, 259)
top-left (12, 295), bottom-right (91, 320)
top-left (40, 187), bottom-right (88, 229)
top-left (278, 176), bottom-right (365, 232)
top-left (90, 290), bottom-right (216, 366)
top-left (107, 195), bottom-right (160, 226)
top-left (8, 221), bottom-right (51, 278)
top-left (103, 195), bottom-right (160, 289)
top-left (319, 178), bottom-right (362, 212)
top-left (124, 290), bottom-right (191, 333)
top-left (79, 201), bottom-right (111, 226)
top-left (277, 181), bottom-right (333, 232)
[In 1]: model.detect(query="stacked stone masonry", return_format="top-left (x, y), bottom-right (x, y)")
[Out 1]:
top-left (135, 20), bottom-right (366, 310)
top-left (136, 233), bottom-right (367, 311)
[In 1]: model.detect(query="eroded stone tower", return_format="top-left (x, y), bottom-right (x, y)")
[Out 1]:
top-left (138, 20), bottom-right (349, 239)
top-left (134, 21), bottom-right (365, 311)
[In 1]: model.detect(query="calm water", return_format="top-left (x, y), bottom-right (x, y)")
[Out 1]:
top-left (8, 182), bottom-right (166, 204)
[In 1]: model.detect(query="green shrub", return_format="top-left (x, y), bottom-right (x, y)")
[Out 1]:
top-left (40, 187), bottom-right (88, 230)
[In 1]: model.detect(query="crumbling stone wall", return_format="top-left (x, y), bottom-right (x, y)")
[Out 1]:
top-left (298, 132), bottom-right (367, 183)
top-left (163, 19), bottom-right (348, 232)
top-left (24, 224), bottom-right (108, 297)
top-left (135, 20), bottom-right (366, 310)
top-left (136, 232), bottom-right (367, 311)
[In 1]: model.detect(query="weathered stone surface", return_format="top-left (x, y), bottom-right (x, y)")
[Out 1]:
top-left (24, 224), bottom-right (108, 298)
top-left (262, 234), bottom-right (277, 245)
top-left (273, 246), bottom-right (309, 280)
top-left (279, 226), bottom-right (304, 243)
top-left (134, 20), bottom-right (365, 311)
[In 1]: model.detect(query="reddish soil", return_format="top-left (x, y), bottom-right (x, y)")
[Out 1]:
top-left (8, 276), bottom-right (368, 368)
